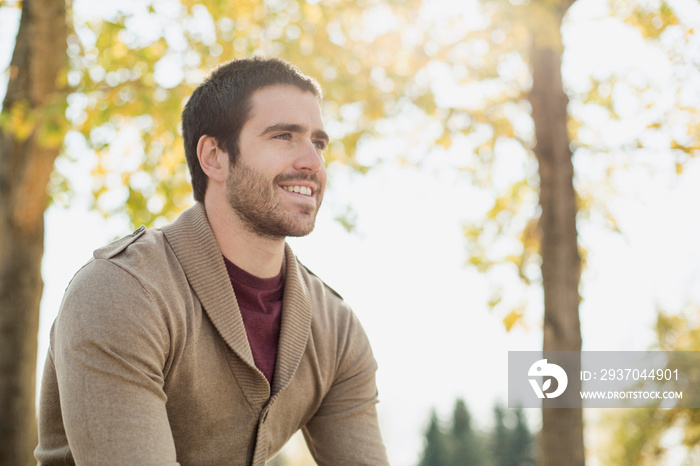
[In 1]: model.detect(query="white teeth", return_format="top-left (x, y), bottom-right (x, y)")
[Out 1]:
top-left (282, 185), bottom-right (313, 196)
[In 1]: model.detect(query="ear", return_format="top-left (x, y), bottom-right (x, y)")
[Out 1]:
top-left (196, 135), bottom-right (228, 183)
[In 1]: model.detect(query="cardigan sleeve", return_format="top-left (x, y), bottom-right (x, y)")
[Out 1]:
top-left (301, 310), bottom-right (389, 465)
top-left (45, 258), bottom-right (179, 465)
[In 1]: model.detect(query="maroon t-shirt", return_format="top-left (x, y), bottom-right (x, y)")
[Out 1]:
top-left (223, 256), bottom-right (283, 385)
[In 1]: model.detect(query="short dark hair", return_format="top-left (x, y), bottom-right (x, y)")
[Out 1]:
top-left (181, 57), bottom-right (322, 202)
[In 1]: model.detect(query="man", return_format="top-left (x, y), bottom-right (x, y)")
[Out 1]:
top-left (36, 57), bottom-right (388, 465)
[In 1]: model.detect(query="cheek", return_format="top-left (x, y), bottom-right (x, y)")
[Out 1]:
top-left (318, 165), bottom-right (328, 185)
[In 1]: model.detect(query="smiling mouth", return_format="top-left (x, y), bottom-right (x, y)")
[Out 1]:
top-left (280, 185), bottom-right (314, 197)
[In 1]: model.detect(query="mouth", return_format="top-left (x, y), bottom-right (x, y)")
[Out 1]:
top-left (279, 184), bottom-right (315, 197)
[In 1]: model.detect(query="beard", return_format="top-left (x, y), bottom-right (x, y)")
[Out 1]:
top-left (225, 160), bottom-right (323, 240)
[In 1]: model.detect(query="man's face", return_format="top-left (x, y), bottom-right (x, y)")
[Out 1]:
top-left (224, 84), bottom-right (328, 239)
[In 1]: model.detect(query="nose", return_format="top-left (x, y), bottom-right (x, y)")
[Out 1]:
top-left (293, 140), bottom-right (324, 174)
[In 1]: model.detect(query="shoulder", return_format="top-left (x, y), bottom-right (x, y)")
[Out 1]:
top-left (296, 260), bottom-right (355, 325)
top-left (63, 226), bottom-right (167, 313)
top-left (296, 260), bottom-right (372, 353)
top-left (92, 225), bottom-right (148, 260)
top-left (296, 262), bottom-right (379, 391)
top-left (62, 225), bottom-right (182, 322)
top-left (86, 225), bottom-right (180, 287)
top-left (297, 261), bottom-right (344, 301)
top-left (93, 225), bottom-right (168, 267)
top-left (55, 226), bottom-right (183, 351)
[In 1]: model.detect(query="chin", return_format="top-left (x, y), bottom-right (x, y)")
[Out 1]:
top-left (283, 221), bottom-right (317, 238)
top-left (256, 212), bottom-right (318, 239)
top-left (283, 216), bottom-right (318, 237)
top-left (285, 227), bottom-right (316, 238)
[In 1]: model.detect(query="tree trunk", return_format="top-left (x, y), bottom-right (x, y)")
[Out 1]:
top-left (527, 1), bottom-right (585, 465)
top-left (0, 0), bottom-right (68, 464)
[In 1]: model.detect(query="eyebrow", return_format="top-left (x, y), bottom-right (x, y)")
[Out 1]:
top-left (261, 123), bottom-right (329, 144)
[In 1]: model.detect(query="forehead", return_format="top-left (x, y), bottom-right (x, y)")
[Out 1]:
top-left (245, 84), bottom-right (324, 129)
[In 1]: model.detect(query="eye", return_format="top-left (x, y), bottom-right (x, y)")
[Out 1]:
top-left (313, 140), bottom-right (328, 151)
top-left (273, 133), bottom-right (292, 141)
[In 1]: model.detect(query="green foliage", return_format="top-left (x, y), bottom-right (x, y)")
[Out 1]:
top-left (590, 1), bottom-right (699, 159)
top-left (333, 205), bottom-right (359, 233)
top-left (602, 407), bottom-right (669, 466)
top-left (602, 308), bottom-right (700, 465)
top-left (450, 399), bottom-right (488, 466)
top-left (512, 409), bottom-right (535, 463)
top-left (614, 0), bottom-right (679, 39)
top-left (418, 400), bottom-right (536, 466)
top-left (0, 93), bottom-right (68, 149)
top-left (418, 410), bottom-right (453, 466)
top-left (490, 403), bottom-right (537, 466)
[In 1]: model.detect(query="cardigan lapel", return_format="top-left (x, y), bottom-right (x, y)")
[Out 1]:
top-left (161, 204), bottom-right (268, 400)
top-left (271, 245), bottom-right (313, 396)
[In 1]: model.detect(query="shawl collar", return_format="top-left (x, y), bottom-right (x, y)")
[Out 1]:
top-left (273, 244), bottom-right (312, 396)
top-left (161, 203), bottom-right (312, 400)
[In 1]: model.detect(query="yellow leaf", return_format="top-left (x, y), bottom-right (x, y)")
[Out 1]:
top-left (436, 131), bottom-right (451, 149)
top-left (503, 309), bottom-right (523, 332)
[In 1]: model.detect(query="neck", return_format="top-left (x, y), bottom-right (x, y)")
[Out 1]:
top-left (203, 196), bottom-right (286, 279)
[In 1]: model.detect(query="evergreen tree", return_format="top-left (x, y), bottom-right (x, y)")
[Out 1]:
top-left (492, 404), bottom-right (510, 466)
top-left (418, 410), bottom-right (452, 466)
top-left (491, 403), bottom-right (536, 466)
top-left (450, 399), bottom-right (487, 466)
top-left (419, 401), bottom-right (537, 466)
top-left (507, 407), bottom-right (535, 466)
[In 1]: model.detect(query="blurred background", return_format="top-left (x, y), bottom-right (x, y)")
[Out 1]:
top-left (1, 0), bottom-right (699, 464)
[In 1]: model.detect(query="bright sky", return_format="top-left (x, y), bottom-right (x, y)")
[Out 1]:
top-left (2, 0), bottom-right (700, 464)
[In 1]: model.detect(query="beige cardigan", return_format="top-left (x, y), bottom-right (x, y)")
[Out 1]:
top-left (36, 203), bottom-right (388, 465)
